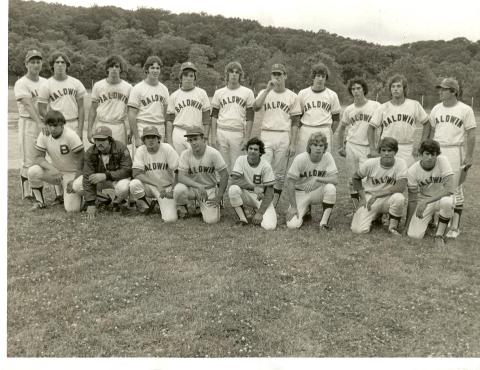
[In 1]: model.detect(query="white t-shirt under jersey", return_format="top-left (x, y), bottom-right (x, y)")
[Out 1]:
top-left (35, 126), bottom-right (83, 172)
top-left (430, 101), bottom-right (477, 147)
top-left (231, 155), bottom-right (276, 188)
top-left (370, 98), bottom-right (428, 144)
top-left (132, 143), bottom-right (179, 188)
top-left (91, 79), bottom-right (132, 124)
top-left (178, 146), bottom-right (227, 187)
top-left (167, 87), bottom-right (211, 129)
top-left (14, 75), bottom-right (47, 118)
top-left (298, 87), bottom-right (341, 127)
top-left (128, 80), bottom-right (169, 124)
top-left (258, 89), bottom-right (302, 132)
top-left (287, 152), bottom-right (338, 191)
top-left (407, 155), bottom-right (453, 201)
top-left (340, 100), bottom-right (381, 146)
top-left (38, 76), bottom-right (87, 120)
top-left (211, 85), bottom-right (255, 132)
top-left (357, 157), bottom-right (408, 195)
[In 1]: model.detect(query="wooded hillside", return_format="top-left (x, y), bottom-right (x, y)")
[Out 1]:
top-left (8, 0), bottom-right (480, 108)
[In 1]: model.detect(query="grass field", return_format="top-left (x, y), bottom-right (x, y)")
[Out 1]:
top-left (6, 88), bottom-right (480, 357)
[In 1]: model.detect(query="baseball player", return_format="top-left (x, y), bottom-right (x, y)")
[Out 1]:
top-left (88, 55), bottom-right (132, 145)
top-left (368, 74), bottom-right (429, 166)
top-left (166, 61), bottom-right (211, 154)
top-left (254, 63), bottom-right (302, 207)
top-left (71, 126), bottom-right (132, 219)
top-left (28, 110), bottom-right (84, 212)
top-left (423, 77), bottom-right (476, 239)
top-left (405, 139), bottom-right (455, 246)
top-left (38, 51), bottom-right (87, 139)
top-left (128, 56), bottom-right (169, 152)
top-left (129, 126), bottom-right (179, 222)
top-left (173, 127), bottom-right (228, 224)
top-left (337, 77), bottom-right (381, 212)
top-left (211, 61), bottom-right (255, 172)
top-left (14, 49), bottom-right (47, 200)
top-left (228, 137), bottom-right (277, 230)
top-left (351, 137), bottom-right (407, 235)
top-left (285, 132), bottom-right (338, 230)
top-left (297, 63), bottom-right (341, 154)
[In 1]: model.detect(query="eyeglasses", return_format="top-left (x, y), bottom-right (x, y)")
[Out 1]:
top-left (271, 72), bottom-right (283, 77)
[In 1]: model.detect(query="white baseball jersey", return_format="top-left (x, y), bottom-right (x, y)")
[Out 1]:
top-left (298, 87), bottom-right (341, 127)
top-left (287, 152), bottom-right (338, 191)
top-left (258, 89), bottom-right (302, 132)
top-left (128, 80), bottom-right (169, 123)
top-left (167, 87), bottom-right (211, 129)
top-left (430, 101), bottom-right (477, 146)
top-left (370, 99), bottom-right (428, 144)
top-left (341, 100), bottom-right (381, 145)
top-left (231, 155), bottom-right (276, 188)
top-left (132, 143), bottom-right (179, 188)
top-left (91, 79), bottom-right (132, 124)
top-left (357, 157), bottom-right (408, 195)
top-left (14, 76), bottom-right (47, 118)
top-left (34, 127), bottom-right (83, 172)
top-left (38, 76), bottom-right (87, 120)
top-left (178, 146), bottom-right (227, 187)
top-left (407, 155), bottom-right (453, 201)
top-left (211, 86), bottom-right (255, 131)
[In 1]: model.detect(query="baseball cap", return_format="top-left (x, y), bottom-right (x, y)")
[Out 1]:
top-left (436, 77), bottom-right (459, 92)
top-left (181, 61), bottom-right (197, 72)
top-left (184, 126), bottom-right (205, 137)
top-left (25, 49), bottom-right (42, 62)
top-left (271, 63), bottom-right (286, 74)
top-left (141, 126), bottom-right (161, 139)
top-left (92, 126), bottom-right (112, 139)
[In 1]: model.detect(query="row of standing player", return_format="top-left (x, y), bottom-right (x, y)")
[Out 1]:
top-left (15, 50), bottom-right (476, 241)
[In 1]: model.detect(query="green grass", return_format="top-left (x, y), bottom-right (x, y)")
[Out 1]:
top-left (7, 87), bottom-right (480, 357)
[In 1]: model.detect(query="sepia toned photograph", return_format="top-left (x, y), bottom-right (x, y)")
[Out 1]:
top-left (5, 0), bottom-right (480, 364)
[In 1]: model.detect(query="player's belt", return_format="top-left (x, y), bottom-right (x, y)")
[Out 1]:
top-left (439, 143), bottom-right (464, 147)
top-left (261, 129), bottom-right (289, 132)
top-left (98, 120), bottom-right (125, 125)
top-left (137, 120), bottom-right (165, 125)
top-left (301, 124), bottom-right (332, 128)
top-left (218, 126), bottom-right (244, 132)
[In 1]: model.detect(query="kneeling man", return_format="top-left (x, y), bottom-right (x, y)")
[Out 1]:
top-left (405, 139), bottom-right (455, 246)
top-left (285, 132), bottom-right (338, 230)
top-left (229, 137), bottom-right (277, 230)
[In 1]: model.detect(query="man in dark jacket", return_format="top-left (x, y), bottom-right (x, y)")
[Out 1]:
top-left (72, 126), bottom-right (132, 218)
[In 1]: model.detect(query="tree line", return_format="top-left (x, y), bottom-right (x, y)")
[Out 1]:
top-left (8, 0), bottom-right (480, 108)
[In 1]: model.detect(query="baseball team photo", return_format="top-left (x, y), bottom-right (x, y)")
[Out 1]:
top-left (5, 0), bottom-right (480, 360)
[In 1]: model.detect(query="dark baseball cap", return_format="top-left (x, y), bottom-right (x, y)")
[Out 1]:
top-left (141, 125), bottom-right (161, 139)
top-left (93, 126), bottom-right (112, 139)
top-left (25, 49), bottom-right (42, 62)
top-left (436, 77), bottom-right (459, 92)
top-left (271, 63), bottom-right (286, 74)
top-left (181, 61), bottom-right (197, 72)
top-left (184, 126), bottom-right (204, 137)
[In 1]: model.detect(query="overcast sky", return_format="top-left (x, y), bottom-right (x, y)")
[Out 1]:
top-left (34, 0), bottom-right (480, 45)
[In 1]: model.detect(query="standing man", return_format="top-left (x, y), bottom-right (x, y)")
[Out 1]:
top-left (88, 55), bottom-right (132, 145)
top-left (14, 49), bottom-right (47, 200)
top-left (38, 51), bottom-right (86, 140)
top-left (351, 137), bottom-right (407, 235)
top-left (228, 137), bottom-right (277, 230)
top-left (128, 56), bottom-right (169, 152)
top-left (254, 63), bottom-right (302, 207)
top-left (337, 77), bottom-right (381, 212)
top-left (211, 61), bottom-right (255, 172)
top-left (423, 77), bottom-right (476, 239)
top-left (368, 74), bottom-right (429, 166)
top-left (173, 127), bottom-right (228, 224)
top-left (297, 62), bottom-right (341, 154)
top-left (285, 132), bottom-right (338, 230)
top-left (28, 110), bottom-right (84, 212)
top-left (166, 62), bottom-right (211, 154)
top-left (405, 139), bottom-right (455, 246)
top-left (72, 126), bottom-right (132, 219)
top-left (129, 126), bottom-right (179, 222)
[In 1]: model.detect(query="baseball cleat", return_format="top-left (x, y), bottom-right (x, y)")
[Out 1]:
top-left (177, 205), bottom-right (189, 219)
top-left (23, 195), bottom-right (35, 202)
top-left (434, 236), bottom-right (446, 247)
top-left (319, 224), bottom-right (331, 231)
top-left (29, 202), bottom-right (46, 211)
top-left (51, 195), bottom-right (64, 206)
top-left (446, 229), bottom-right (460, 239)
top-left (388, 228), bottom-right (401, 236)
